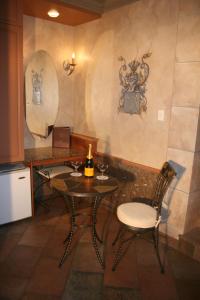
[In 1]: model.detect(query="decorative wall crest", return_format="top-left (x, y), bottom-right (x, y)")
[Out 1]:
top-left (118, 52), bottom-right (151, 115)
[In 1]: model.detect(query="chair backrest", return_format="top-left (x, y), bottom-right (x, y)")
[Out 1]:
top-left (37, 165), bottom-right (73, 180)
top-left (152, 162), bottom-right (176, 212)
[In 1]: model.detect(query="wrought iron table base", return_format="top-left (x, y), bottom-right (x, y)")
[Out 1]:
top-left (59, 195), bottom-right (105, 269)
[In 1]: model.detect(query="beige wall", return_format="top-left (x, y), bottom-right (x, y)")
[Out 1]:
top-left (73, 0), bottom-right (178, 169)
top-left (167, 0), bottom-right (200, 237)
top-left (23, 15), bottom-right (74, 148)
top-left (73, 0), bottom-right (200, 239)
top-left (23, 0), bottom-right (200, 239)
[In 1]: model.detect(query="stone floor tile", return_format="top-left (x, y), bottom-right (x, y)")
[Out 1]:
top-left (136, 238), bottom-right (165, 267)
top-left (0, 233), bottom-right (21, 262)
top-left (0, 275), bottom-right (28, 300)
top-left (42, 228), bottom-right (70, 259)
top-left (0, 196), bottom-right (200, 299)
top-left (33, 214), bottom-right (61, 227)
top-left (54, 214), bottom-right (70, 232)
top-left (79, 228), bottom-right (92, 243)
top-left (67, 271), bottom-right (103, 289)
top-left (26, 256), bottom-right (72, 296)
top-left (72, 241), bottom-right (104, 273)
top-left (167, 248), bottom-right (200, 280)
top-left (104, 239), bottom-right (139, 289)
top-left (193, 244), bottom-right (200, 262)
top-left (21, 293), bottom-right (61, 300)
top-left (175, 279), bottom-right (200, 300)
top-left (18, 225), bottom-right (53, 248)
top-left (62, 271), bottom-right (103, 300)
top-left (62, 288), bottom-right (101, 300)
top-left (179, 239), bottom-right (195, 258)
top-left (0, 245), bottom-right (42, 278)
top-left (138, 265), bottom-right (178, 300)
top-left (102, 286), bottom-right (142, 300)
top-left (34, 202), bottom-right (66, 221)
top-left (181, 228), bottom-right (200, 244)
top-left (0, 218), bottom-right (30, 236)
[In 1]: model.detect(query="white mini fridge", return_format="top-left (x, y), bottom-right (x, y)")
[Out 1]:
top-left (0, 167), bottom-right (32, 225)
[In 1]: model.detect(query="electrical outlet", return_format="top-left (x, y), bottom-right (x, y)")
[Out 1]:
top-left (158, 110), bottom-right (165, 121)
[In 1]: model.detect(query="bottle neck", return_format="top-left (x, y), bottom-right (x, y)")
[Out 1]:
top-left (87, 144), bottom-right (93, 159)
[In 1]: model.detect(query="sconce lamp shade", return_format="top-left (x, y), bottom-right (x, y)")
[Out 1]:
top-left (63, 52), bottom-right (76, 76)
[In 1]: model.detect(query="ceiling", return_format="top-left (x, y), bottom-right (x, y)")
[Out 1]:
top-left (23, 0), bottom-right (138, 26)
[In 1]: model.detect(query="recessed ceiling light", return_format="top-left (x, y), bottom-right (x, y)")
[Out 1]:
top-left (48, 9), bottom-right (59, 18)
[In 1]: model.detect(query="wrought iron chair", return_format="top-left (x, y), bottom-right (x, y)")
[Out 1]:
top-left (112, 161), bottom-right (176, 273)
top-left (35, 164), bottom-right (73, 208)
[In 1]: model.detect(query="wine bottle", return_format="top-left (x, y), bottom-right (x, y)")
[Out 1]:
top-left (84, 144), bottom-right (94, 177)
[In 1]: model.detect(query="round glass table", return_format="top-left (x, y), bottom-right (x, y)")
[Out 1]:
top-left (51, 172), bottom-right (119, 269)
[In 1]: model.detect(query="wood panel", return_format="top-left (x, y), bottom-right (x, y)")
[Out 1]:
top-left (0, 0), bottom-right (23, 26)
top-left (0, 23), bottom-right (24, 163)
top-left (23, 0), bottom-right (101, 26)
top-left (71, 133), bottom-right (98, 154)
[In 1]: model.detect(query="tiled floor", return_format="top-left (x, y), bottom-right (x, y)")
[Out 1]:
top-left (0, 196), bottom-right (200, 300)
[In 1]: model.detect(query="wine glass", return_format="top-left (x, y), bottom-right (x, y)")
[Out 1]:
top-left (70, 161), bottom-right (82, 176)
top-left (97, 162), bottom-right (109, 180)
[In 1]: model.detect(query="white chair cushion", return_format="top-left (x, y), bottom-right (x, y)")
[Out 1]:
top-left (117, 202), bottom-right (157, 229)
top-left (37, 165), bottom-right (73, 179)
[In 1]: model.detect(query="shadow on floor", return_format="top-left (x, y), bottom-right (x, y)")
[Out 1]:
top-left (0, 196), bottom-right (200, 299)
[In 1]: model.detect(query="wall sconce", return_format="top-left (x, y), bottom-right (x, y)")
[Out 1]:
top-left (63, 52), bottom-right (76, 76)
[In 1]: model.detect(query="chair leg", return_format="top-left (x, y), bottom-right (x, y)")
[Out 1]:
top-left (112, 226), bottom-right (132, 271)
top-left (112, 239), bottom-right (124, 271)
top-left (63, 231), bottom-right (71, 244)
top-left (152, 227), bottom-right (164, 273)
top-left (112, 225), bottom-right (123, 246)
top-left (59, 229), bottom-right (74, 267)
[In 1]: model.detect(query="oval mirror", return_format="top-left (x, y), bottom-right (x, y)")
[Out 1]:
top-left (25, 50), bottom-right (59, 138)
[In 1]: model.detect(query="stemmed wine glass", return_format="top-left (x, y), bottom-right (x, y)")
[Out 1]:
top-left (70, 161), bottom-right (82, 176)
top-left (96, 161), bottom-right (109, 180)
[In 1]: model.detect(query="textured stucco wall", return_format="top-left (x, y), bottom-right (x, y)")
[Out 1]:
top-left (23, 0), bottom-right (200, 239)
top-left (166, 0), bottom-right (200, 237)
top-left (73, 0), bottom-right (178, 169)
top-left (72, 0), bottom-right (200, 239)
top-left (23, 15), bottom-right (74, 148)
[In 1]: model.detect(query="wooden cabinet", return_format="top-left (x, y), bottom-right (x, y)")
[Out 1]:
top-left (0, 0), bottom-right (23, 163)
top-left (0, 0), bottom-right (22, 26)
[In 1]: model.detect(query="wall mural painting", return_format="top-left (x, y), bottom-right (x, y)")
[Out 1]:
top-left (118, 52), bottom-right (151, 115)
top-left (32, 69), bottom-right (43, 105)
